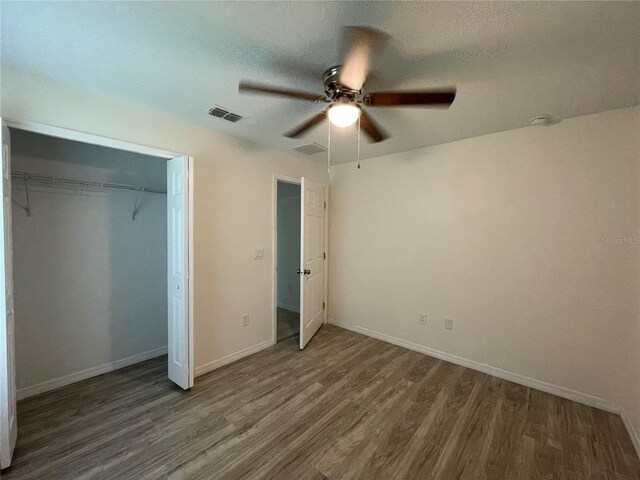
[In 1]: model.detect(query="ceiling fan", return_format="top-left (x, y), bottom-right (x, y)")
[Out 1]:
top-left (238, 27), bottom-right (456, 143)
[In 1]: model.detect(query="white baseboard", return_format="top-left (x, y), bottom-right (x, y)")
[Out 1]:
top-left (17, 346), bottom-right (168, 401)
top-left (621, 408), bottom-right (640, 459)
top-left (277, 302), bottom-right (300, 314)
top-left (195, 339), bottom-right (274, 377)
top-left (329, 320), bottom-right (621, 413)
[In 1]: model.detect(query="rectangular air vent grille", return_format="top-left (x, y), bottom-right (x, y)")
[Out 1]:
top-left (292, 143), bottom-right (328, 155)
top-left (209, 107), bottom-right (228, 118)
top-left (224, 113), bottom-right (243, 123)
top-left (208, 105), bottom-right (243, 123)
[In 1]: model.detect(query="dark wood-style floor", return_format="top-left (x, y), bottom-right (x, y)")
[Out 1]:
top-left (4, 325), bottom-right (639, 480)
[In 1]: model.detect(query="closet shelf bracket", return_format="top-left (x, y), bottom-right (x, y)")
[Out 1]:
top-left (12, 173), bottom-right (32, 217)
top-left (132, 188), bottom-right (144, 221)
top-left (24, 174), bottom-right (32, 217)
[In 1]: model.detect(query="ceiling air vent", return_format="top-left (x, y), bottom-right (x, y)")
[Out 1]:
top-left (292, 143), bottom-right (327, 155)
top-left (208, 105), bottom-right (243, 123)
top-left (223, 113), bottom-right (243, 123)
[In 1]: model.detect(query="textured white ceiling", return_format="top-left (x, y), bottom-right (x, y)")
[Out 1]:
top-left (2, 1), bottom-right (639, 164)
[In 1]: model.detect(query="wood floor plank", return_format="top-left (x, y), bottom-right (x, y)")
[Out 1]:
top-left (166, 382), bottom-right (323, 479)
top-left (2, 325), bottom-right (638, 480)
top-left (481, 380), bottom-right (531, 479)
top-left (427, 369), bottom-right (486, 478)
top-left (342, 357), bottom-right (444, 479)
top-left (313, 377), bottom-right (417, 479)
top-left (437, 375), bottom-right (502, 479)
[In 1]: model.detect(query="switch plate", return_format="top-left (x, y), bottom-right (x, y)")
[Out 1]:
top-left (254, 248), bottom-right (264, 260)
top-left (445, 318), bottom-right (453, 330)
top-left (242, 314), bottom-right (250, 327)
top-left (419, 313), bottom-right (427, 326)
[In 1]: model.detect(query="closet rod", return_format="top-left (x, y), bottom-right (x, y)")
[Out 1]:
top-left (11, 171), bottom-right (167, 194)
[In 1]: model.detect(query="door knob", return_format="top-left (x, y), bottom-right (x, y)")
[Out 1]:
top-left (304, 269), bottom-right (311, 275)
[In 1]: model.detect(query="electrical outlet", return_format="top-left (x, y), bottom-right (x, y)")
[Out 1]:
top-left (445, 318), bottom-right (453, 330)
top-left (419, 313), bottom-right (427, 326)
top-left (242, 314), bottom-right (250, 327)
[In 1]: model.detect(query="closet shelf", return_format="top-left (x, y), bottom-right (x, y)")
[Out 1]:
top-left (11, 171), bottom-right (166, 220)
top-left (11, 171), bottom-right (167, 194)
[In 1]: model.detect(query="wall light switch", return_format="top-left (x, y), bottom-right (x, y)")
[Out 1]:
top-left (445, 318), bottom-right (453, 330)
top-left (254, 248), bottom-right (264, 260)
top-left (242, 314), bottom-right (250, 327)
top-left (419, 313), bottom-right (427, 326)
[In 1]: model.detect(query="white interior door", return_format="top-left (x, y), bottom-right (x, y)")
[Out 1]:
top-left (167, 156), bottom-right (191, 389)
top-left (299, 177), bottom-right (327, 349)
top-left (0, 120), bottom-right (17, 469)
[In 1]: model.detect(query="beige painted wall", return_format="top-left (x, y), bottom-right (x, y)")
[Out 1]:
top-left (1, 69), bottom-right (328, 374)
top-left (328, 106), bottom-right (640, 437)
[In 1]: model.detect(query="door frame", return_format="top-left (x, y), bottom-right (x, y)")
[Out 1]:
top-left (3, 119), bottom-right (195, 388)
top-left (0, 120), bottom-right (16, 469)
top-left (271, 174), bottom-right (328, 345)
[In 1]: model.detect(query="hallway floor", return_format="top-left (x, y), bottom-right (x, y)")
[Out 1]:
top-left (277, 307), bottom-right (299, 342)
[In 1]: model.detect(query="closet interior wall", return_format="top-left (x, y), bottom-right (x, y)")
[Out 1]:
top-left (10, 129), bottom-right (168, 397)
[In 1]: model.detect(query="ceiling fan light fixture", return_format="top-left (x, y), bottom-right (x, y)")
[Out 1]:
top-left (327, 103), bottom-right (361, 128)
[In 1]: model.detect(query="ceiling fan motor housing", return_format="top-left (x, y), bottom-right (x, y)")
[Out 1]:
top-left (323, 65), bottom-right (361, 100)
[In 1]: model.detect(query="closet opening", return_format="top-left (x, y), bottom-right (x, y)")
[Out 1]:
top-left (8, 127), bottom-right (191, 401)
top-left (275, 179), bottom-right (301, 344)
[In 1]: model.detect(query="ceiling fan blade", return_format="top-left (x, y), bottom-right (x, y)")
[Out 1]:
top-left (365, 89), bottom-right (457, 107)
top-left (284, 112), bottom-right (326, 138)
top-left (359, 110), bottom-right (388, 143)
top-left (339, 27), bottom-right (388, 91)
top-left (239, 81), bottom-right (325, 102)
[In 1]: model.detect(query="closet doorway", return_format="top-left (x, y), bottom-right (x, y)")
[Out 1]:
top-left (0, 119), bottom-right (194, 467)
top-left (9, 126), bottom-right (192, 394)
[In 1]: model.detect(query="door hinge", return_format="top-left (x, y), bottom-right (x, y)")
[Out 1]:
top-left (323, 302), bottom-right (325, 310)
top-left (324, 201), bottom-right (327, 209)
top-left (323, 252), bottom-right (326, 259)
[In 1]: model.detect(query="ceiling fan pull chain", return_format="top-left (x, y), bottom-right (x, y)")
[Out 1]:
top-left (357, 114), bottom-right (361, 169)
top-left (327, 118), bottom-right (331, 174)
